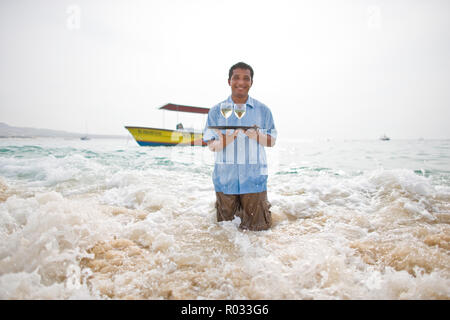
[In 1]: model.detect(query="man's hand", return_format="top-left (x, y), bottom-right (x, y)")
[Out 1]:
top-left (217, 129), bottom-right (240, 140)
top-left (244, 125), bottom-right (259, 141)
top-left (243, 125), bottom-right (276, 147)
top-left (207, 129), bottom-right (240, 152)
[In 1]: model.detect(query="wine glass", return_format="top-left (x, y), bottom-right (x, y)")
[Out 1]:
top-left (234, 103), bottom-right (246, 120)
top-left (220, 102), bottom-right (233, 119)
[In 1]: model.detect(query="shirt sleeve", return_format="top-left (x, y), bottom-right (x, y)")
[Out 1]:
top-left (203, 107), bottom-right (220, 143)
top-left (261, 107), bottom-right (277, 140)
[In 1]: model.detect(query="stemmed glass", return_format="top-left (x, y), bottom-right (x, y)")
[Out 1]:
top-left (234, 103), bottom-right (246, 122)
top-left (218, 102), bottom-right (233, 139)
top-left (220, 102), bottom-right (233, 120)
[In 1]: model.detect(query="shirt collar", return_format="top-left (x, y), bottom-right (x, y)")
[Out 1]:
top-left (227, 95), bottom-right (255, 108)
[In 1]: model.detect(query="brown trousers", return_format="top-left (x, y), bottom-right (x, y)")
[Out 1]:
top-left (215, 191), bottom-right (272, 231)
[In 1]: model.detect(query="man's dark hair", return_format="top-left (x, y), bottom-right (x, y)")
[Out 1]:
top-left (228, 62), bottom-right (254, 81)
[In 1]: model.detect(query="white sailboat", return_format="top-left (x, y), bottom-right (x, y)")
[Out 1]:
top-left (80, 121), bottom-right (91, 140)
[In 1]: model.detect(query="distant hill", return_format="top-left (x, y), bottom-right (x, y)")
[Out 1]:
top-left (0, 122), bottom-right (127, 139)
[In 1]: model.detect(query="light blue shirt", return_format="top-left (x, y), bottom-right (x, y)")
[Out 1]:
top-left (203, 96), bottom-right (277, 195)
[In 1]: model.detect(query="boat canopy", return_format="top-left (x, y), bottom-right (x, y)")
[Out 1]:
top-left (159, 103), bottom-right (210, 114)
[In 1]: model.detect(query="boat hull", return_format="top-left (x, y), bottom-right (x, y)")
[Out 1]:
top-left (125, 126), bottom-right (206, 146)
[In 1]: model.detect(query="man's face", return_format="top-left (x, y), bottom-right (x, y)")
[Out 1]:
top-left (228, 68), bottom-right (253, 99)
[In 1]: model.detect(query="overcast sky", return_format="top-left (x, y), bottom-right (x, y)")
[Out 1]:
top-left (1, 0), bottom-right (449, 139)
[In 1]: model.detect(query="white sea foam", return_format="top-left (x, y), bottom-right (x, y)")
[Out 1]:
top-left (0, 138), bottom-right (449, 299)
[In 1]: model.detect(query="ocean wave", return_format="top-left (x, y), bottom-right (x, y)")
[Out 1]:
top-left (0, 139), bottom-right (449, 299)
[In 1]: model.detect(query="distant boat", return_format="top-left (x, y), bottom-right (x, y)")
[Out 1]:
top-left (81, 121), bottom-right (91, 140)
top-left (125, 103), bottom-right (209, 146)
top-left (380, 134), bottom-right (390, 141)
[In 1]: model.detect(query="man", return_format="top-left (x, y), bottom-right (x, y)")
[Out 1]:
top-left (203, 62), bottom-right (277, 231)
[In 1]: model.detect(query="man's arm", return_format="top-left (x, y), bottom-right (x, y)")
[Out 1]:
top-left (244, 127), bottom-right (276, 147)
top-left (207, 129), bottom-right (240, 152)
top-left (260, 132), bottom-right (276, 147)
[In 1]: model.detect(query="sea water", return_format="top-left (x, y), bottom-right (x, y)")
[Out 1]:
top-left (0, 137), bottom-right (449, 299)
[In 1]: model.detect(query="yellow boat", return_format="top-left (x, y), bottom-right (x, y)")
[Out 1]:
top-left (125, 103), bottom-right (209, 146)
